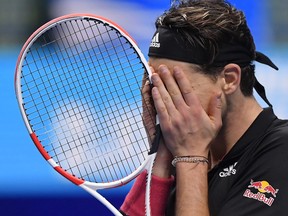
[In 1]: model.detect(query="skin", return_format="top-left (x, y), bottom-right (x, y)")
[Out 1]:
top-left (144, 57), bottom-right (263, 215)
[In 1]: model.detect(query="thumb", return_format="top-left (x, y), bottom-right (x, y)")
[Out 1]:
top-left (208, 92), bottom-right (222, 130)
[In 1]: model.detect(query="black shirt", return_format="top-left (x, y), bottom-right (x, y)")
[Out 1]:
top-left (166, 108), bottom-right (288, 215)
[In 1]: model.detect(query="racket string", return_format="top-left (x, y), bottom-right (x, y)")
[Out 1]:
top-left (23, 35), bottom-right (142, 113)
top-left (21, 18), bottom-right (151, 183)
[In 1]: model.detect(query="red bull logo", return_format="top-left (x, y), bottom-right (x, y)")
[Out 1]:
top-left (243, 179), bottom-right (279, 206)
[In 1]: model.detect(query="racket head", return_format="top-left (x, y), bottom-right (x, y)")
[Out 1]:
top-left (15, 13), bottom-right (153, 188)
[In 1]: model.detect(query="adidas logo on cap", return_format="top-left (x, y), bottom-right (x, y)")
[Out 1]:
top-left (150, 32), bottom-right (160, 48)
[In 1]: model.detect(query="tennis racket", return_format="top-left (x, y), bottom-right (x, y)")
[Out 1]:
top-left (15, 14), bottom-right (161, 216)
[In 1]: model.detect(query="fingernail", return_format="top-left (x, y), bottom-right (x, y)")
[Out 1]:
top-left (152, 87), bottom-right (159, 95)
top-left (159, 65), bottom-right (168, 74)
top-left (151, 74), bottom-right (158, 82)
top-left (173, 66), bottom-right (181, 76)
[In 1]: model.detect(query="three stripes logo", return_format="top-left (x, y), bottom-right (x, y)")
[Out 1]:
top-left (150, 32), bottom-right (160, 48)
top-left (219, 162), bottom-right (238, 178)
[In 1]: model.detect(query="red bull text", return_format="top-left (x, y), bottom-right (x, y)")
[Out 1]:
top-left (243, 179), bottom-right (279, 206)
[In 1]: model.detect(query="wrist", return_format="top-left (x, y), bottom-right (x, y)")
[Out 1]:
top-left (152, 140), bottom-right (173, 178)
top-left (153, 156), bottom-right (173, 178)
top-left (171, 155), bottom-right (210, 167)
top-left (173, 149), bottom-right (209, 159)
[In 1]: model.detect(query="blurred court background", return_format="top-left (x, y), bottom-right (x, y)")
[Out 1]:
top-left (0, 0), bottom-right (287, 215)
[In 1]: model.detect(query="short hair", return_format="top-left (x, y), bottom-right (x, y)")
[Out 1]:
top-left (156, 0), bottom-right (256, 96)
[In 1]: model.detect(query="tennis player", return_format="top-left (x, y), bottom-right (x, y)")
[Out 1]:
top-left (120, 0), bottom-right (288, 215)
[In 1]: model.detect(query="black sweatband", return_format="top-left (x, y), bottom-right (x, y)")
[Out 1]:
top-left (148, 26), bottom-right (279, 107)
top-left (148, 26), bottom-right (252, 66)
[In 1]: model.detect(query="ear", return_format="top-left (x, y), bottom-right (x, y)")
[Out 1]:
top-left (222, 63), bottom-right (241, 95)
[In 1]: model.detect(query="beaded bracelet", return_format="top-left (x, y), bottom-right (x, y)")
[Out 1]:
top-left (171, 155), bottom-right (209, 167)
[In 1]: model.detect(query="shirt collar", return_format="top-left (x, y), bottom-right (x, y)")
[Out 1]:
top-left (216, 107), bottom-right (277, 167)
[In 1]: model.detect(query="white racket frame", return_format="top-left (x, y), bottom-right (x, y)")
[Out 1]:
top-left (15, 14), bottom-right (156, 216)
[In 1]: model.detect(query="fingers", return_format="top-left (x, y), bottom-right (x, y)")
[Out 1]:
top-left (151, 83), bottom-right (170, 126)
top-left (149, 63), bottom-right (223, 157)
top-left (142, 70), bottom-right (156, 144)
top-left (151, 77), bottom-right (175, 118)
top-left (142, 70), bottom-right (153, 109)
top-left (150, 65), bottom-right (191, 130)
top-left (173, 66), bottom-right (201, 107)
top-left (157, 66), bottom-right (184, 109)
top-left (151, 65), bottom-right (196, 113)
top-left (207, 93), bottom-right (223, 131)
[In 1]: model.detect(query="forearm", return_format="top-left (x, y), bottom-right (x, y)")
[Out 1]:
top-left (175, 162), bottom-right (209, 216)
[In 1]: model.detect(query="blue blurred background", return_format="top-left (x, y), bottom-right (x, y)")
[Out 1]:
top-left (0, 0), bottom-right (287, 215)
